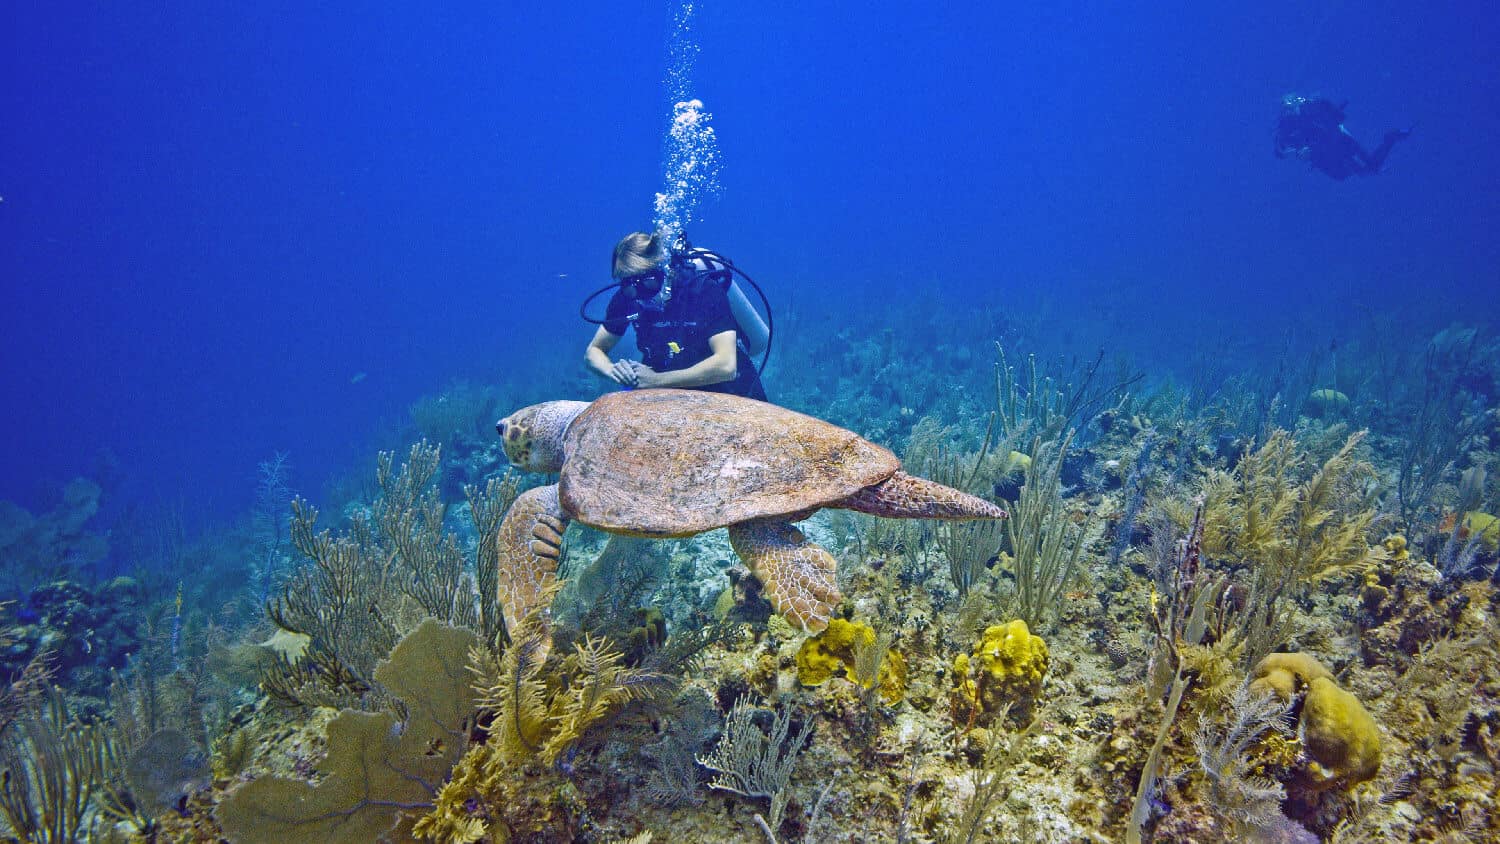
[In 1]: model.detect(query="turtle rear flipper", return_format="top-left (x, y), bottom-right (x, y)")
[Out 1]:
top-left (840, 471), bottom-right (1008, 520)
top-left (496, 485), bottom-right (569, 625)
top-left (729, 519), bottom-right (842, 633)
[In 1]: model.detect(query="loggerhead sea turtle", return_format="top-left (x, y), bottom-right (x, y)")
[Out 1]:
top-left (493, 388), bottom-right (1007, 632)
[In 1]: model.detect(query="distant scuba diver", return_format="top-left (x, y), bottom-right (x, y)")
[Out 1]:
top-left (1274, 94), bottom-right (1411, 180)
top-left (579, 231), bottom-right (772, 401)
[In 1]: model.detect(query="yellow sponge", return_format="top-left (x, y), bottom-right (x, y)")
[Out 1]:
top-left (795, 618), bottom-right (905, 703)
top-left (953, 620), bottom-right (1048, 724)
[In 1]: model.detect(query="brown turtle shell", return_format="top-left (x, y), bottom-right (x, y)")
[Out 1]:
top-left (559, 389), bottom-right (900, 536)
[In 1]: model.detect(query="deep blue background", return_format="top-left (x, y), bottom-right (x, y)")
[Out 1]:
top-left (3, 2), bottom-right (1497, 521)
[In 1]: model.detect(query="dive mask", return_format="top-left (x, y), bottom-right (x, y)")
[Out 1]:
top-left (621, 267), bottom-right (667, 299)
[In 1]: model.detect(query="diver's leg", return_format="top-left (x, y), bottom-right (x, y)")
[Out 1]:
top-left (496, 484), bottom-right (570, 625)
top-left (728, 519), bottom-right (841, 633)
top-left (1363, 128), bottom-right (1411, 172)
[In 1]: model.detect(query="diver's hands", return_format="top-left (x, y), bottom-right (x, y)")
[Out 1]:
top-left (605, 360), bottom-right (669, 388)
top-left (632, 365), bottom-right (667, 389)
top-left (608, 359), bottom-right (641, 387)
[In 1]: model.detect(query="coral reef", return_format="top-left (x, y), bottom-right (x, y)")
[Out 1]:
top-left (261, 442), bottom-right (516, 710)
top-left (0, 686), bottom-right (113, 843)
top-left (697, 695), bottom-right (814, 836)
top-left (1458, 510), bottom-right (1499, 549)
top-left (1, 577), bottom-right (143, 699)
top-left (7, 307), bottom-right (1500, 843)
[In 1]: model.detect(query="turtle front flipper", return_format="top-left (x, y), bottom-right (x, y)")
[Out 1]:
top-left (496, 485), bottom-right (570, 626)
top-left (729, 519), bottom-right (842, 633)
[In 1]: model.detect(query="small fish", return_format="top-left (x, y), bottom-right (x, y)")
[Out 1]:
top-left (350, 371), bottom-right (368, 384)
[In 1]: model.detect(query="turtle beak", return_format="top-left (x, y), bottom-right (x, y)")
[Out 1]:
top-left (495, 419), bottom-right (508, 438)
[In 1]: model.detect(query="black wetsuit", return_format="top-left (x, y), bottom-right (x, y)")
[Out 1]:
top-left (1274, 96), bottom-right (1409, 181)
top-left (602, 272), bottom-right (767, 401)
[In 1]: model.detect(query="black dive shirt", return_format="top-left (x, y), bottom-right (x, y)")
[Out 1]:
top-left (602, 278), bottom-right (767, 401)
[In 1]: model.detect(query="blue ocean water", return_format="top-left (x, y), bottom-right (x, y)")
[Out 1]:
top-left (2, 0), bottom-right (1497, 527)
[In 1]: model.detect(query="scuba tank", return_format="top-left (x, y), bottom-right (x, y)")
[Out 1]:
top-left (726, 281), bottom-right (769, 356)
top-left (669, 238), bottom-right (770, 357)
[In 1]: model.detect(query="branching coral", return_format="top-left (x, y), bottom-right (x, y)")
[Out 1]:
top-left (1000, 431), bottom-right (1089, 633)
top-left (469, 613), bottom-right (666, 767)
top-left (375, 444), bottom-right (479, 630)
top-left (97, 658), bottom-right (215, 832)
top-left (1129, 503), bottom-right (1219, 844)
top-left (1208, 429), bottom-right (1375, 581)
top-left (1133, 430), bottom-right (1378, 842)
top-left (991, 343), bottom-right (1139, 444)
top-left (267, 497), bottom-right (399, 703)
top-left (1198, 429), bottom-right (1377, 668)
top-left (1193, 682), bottom-right (1294, 837)
top-left (942, 713), bottom-right (1040, 844)
top-left (265, 442), bottom-right (514, 709)
top-left (697, 695), bottom-right (813, 835)
top-left (938, 518), bottom-right (1004, 601)
top-left (0, 686), bottom-right (114, 843)
top-left (0, 607), bottom-right (50, 739)
top-left (465, 474), bottom-right (522, 645)
top-left (414, 611), bottom-right (666, 841)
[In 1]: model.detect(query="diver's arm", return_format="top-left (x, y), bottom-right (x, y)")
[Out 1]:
top-left (636, 331), bottom-right (738, 389)
top-left (586, 326), bottom-right (637, 385)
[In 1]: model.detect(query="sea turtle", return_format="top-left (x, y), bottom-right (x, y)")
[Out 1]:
top-left (493, 388), bottom-right (1007, 632)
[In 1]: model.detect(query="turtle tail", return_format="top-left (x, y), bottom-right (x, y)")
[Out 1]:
top-left (840, 471), bottom-right (1008, 520)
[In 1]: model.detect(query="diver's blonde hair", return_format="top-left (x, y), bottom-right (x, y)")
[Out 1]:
top-left (612, 231), bottom-right (669, 279)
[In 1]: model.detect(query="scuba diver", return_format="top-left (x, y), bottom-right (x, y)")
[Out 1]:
top-left (583, 231), bottom-right (770, 401)
top-left (1274, 93), bottom-right (1411, 180)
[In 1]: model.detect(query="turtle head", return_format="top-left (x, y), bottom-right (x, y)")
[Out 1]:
top-left (496, 400), bottom-right (589, 473)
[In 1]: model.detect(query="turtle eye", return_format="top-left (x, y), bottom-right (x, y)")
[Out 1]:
top-left (496, 420), bottom-right (507, 438)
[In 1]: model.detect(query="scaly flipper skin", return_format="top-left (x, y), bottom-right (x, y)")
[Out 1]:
top-left (496, 485), bottom-right (570, 625)
top-left (728, 519), bottom-right (842, 633)
top-left (839, 470), bottom-right (1008, 520)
